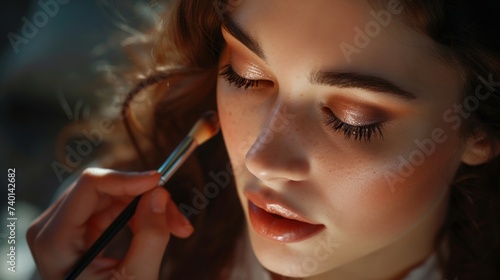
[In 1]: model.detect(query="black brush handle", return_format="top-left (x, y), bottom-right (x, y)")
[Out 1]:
top-left (64, 195), bottom-right (142, 280)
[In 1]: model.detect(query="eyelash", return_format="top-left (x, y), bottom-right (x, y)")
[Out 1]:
top-left (219, 64), bottom-right (261, 89)
top-left (219, 64), bottom-right (384, 142)
top-left (325, 114), bottom-right (384, 142)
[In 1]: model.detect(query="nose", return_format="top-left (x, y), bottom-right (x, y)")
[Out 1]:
top-left (244, 103), bottom-right (310, 183)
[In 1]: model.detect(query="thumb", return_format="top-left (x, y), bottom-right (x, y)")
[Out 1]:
top-left (117, 187), bottom-right (170, 279)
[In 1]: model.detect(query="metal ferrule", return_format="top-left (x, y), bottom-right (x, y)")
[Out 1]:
top-left (157, 136), bottom-right (196, 186)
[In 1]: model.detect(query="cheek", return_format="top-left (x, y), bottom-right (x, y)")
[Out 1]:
top-left (217, 78), bottom-right (257, 165)
top-left (316, 126), bottom-right (461, 241)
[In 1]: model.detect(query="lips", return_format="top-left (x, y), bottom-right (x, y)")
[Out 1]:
top-left (245, 190), bottom-right (325, 242)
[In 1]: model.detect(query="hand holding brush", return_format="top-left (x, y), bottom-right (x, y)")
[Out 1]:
top-left (27, 111), bottom-right (220, 280)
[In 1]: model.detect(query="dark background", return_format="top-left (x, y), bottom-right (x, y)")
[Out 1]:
top-left (0, 1), bottom-right (163, 278)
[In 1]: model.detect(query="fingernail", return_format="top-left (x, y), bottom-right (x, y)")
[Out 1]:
top-left (179, 213), bottom-right (192, 228)
top-left (151, 188), bottom-right (166, 214)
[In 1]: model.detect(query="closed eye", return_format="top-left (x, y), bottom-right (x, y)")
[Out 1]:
top-left (219, 64), bottom-right (264, 90)
top-left (322, 108), bottom-right (384, 142)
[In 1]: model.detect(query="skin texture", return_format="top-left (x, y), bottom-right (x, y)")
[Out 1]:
top-left (216, 0), bottom-right (475, 279)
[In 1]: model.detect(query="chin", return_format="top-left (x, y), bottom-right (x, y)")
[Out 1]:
top-left (247, 229), bottom-right (345, 278)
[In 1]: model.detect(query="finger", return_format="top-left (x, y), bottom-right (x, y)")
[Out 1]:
top-left (127, 192), bottom-right (194, 239)
top-left (79, 257), bottom-right (121, 280)
top-left (27, 176), bottom-right (82, 243)
top-left (27, 187), bottom-right (70, 252)
top-left (165, 199), bottom-right (194, 238)
top-left (54, 168), bottom-right (161, 230)
top-left (31, 168), bottom-right (161, 272)
top-left (118, 187), bottom-right (170, 279)
top-left (26, 182), bottom-right (81, 268)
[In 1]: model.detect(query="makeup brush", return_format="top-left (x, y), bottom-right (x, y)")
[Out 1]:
top-left (64, 111), bottom-right (220, 280)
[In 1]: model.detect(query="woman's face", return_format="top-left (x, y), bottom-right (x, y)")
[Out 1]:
top-left (217, 0), bottom-right (466, 278)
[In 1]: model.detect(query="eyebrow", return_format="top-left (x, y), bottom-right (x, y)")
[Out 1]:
top-left (222, 15), bottom-right (266, 60)
top-left (310, 71), bottom-right (417, 100)
top-left (222, 16), bottom-right (417, 101)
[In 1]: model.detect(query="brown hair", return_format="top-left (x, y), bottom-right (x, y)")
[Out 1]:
top-left (392, 1), bottom-right (500, 278)
top-left (114, 1), bottom-right (244, 279)
top-left (96, 0), bottom-right (500, 279)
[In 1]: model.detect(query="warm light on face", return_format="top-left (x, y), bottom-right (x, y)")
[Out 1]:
top-left (216, 0), bottom-right (466, 278)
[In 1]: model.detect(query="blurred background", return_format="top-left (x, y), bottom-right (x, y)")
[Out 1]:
top-left (0, 1), bottom-right (163, 278)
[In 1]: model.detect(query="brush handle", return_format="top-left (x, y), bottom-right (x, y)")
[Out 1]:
top-left (158, 137), bottom-right (196, 186)
top-left (64, 195), bottom-right (141, 280)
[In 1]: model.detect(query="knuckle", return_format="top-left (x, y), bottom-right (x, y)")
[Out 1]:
top-left (26, 221), bottom-right (52, 257)
top-left (80, 167), bottom-right (100, 182)
top-left (78, 167), bottom-right (108, 188)
top-left (26, 222), bottom-right (40, 248)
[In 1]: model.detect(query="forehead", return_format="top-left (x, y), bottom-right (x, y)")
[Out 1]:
top-left (226, 0), bottom-right (459, 99)
top-left (229, 0), bottom-right (431, 64)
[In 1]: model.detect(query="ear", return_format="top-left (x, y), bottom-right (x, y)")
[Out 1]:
top-left (461, 131), bottom-right (500, 165)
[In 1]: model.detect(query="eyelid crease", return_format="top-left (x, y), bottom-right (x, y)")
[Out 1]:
top-left (327, 101), bottom-right (389, 126)
top-left (222, 41), bottom-right (274, 81)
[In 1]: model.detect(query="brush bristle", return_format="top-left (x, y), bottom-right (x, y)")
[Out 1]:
top-left (189, 111), bottom-right (220, 145)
